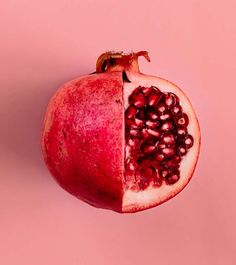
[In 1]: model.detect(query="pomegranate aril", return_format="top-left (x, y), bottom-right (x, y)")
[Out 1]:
top-left (156, 141), bottom-right (167, 150)
top-left (148, 93), bottom-right (162, 106)
top-left (150, 160), bottom-right (160, 169)
top-left (128, 138), bottom-right (139, 147)
top-left (130, 93), bottom-right (146, 108)
top-left (142, 144), bottom-right (156, 154)
top-left (164, 161), bottom-right (178, 168)
top-left (171, 105), bottom-right (182, 115)
top-left (156, 103), bottom-right (167, 113)
top-left (161, 121), bottom-right (173, 132)
top-left (161, 147), bottom-right (175, 158)
top-left (165, 93), bottom-right (178, 107)
top-left (165, 173), bottom-right (180, 185)
top-left (126, 145), bottom-right (137, 158)
top-left (178, 145), bottom-right (187, 156)
top-left (160, 113), bottom-right (171, 121)
top-left (153, 177), bottom-right (163, 187)
top-left (154, 153), bottom-right (165, 162)
top-left (141, 86), bottom-right (159, 95)
top-left (141, 128), bottom-right (150, 139)
top-left (140, 166), bottom-right (155, 179)
top-left (184, 135), bottom-right (194, 148)
top-left (159, 168), bottom-right (169, 178)
top-left (162, 133), bottom-right (175, 145)
top-left (126, 118), bottom-right (138, 129)
top-left (164, 155), bottom-right (181, 167)
top-left (173, 155), bottom-right (181, 163)
top-left (134, 118), bottom-right (144, 128)
top-left (177, 127), bottom-right (187, 137)
top-left (126, 106), bottom-right (137, 119)
top-left (147, 112), bottom-right (159, 121)
top-left (129, 129), bottom-right (140, 138)
top-left (147, 129), bottom-right (161, 138)
top-left (126, 159), bottom-right (138, 172)
top-left (146, 120), bottom-right (159, 128)
top-left (139, 158), bottom-right (153, 168)
top-left (175, 113), bottom-right (189, 127)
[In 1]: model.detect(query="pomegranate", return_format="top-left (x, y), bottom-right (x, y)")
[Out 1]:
top-left (42, 51), bottom-right (200, 213)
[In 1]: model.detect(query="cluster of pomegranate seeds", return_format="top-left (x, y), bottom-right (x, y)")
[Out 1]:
top-left (125, 86), bottom-right (194, 190)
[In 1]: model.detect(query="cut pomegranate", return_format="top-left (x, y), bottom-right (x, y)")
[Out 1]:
top-left (42, 51), bottom-right (200, 213)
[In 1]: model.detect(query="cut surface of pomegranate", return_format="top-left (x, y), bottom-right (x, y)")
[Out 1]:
top-left (42, 51), bottom-right (200, 213)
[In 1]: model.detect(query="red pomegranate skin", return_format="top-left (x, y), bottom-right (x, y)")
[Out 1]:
top-left (42, 72), bottom-right (124, 211)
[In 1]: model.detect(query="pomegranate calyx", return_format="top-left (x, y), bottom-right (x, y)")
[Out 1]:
top-left (96, 51), bottom-right (150, 73)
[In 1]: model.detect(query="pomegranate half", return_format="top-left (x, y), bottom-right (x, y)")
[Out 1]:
top-left (42, 51), bottom-right (200, 213)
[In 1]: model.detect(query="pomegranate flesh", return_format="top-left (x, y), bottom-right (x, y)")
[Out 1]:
top-left (42, 51), bottom-right (200, 213)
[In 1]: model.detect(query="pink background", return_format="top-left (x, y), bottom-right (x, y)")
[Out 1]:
top-left (0, 0), bottom-right (235, 264)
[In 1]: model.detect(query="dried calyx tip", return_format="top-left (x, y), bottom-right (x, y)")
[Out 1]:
top-left (96, 51), bottom-right (150, 73)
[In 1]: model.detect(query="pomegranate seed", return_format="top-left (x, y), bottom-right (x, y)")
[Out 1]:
top-left (164, 156), bottom-right (181, 167)
top-left (154, 153), bottom-right (165, 161)
top-left (160, 113), bottom-right (171, 121)
top-left (146, 120), bottom-right (159, 128)
top-left (150, 160), bottom-right (160, 169)
top-left (162, 133), bottom-right (175, 145)
top-left (128, 138), bottom-right (139, 147)
top-left (161, 121), bottom-right (173, 132)
top-left (165, 173), bottom-right (180, 185)
top-left (139, 158), bottom-right (152, 168)
top-left (156, 103), bottom-right (167, 113)
top-left (134, 118), bottom-right (144, 128)
top-left (148, 93), bottom-right (162, 106)
top-left (177, 127), bottom-right (187, 137)
top-left (156, 141), bottom-right (167, 150)
top-left (126, 159), bottom-right (138, 172)
top-left (147, 112), bottom-right (159, 120)
top-left (165, 93), bottom-right (177, 107)
top-left (141, 87), bottom-right (152, 94)
top-left (147, 129), bottom-right (161, 138)
top-left (141, 128), bottom-right (150, 139)
top-left (153, 178), bottom-right (163, 187)
top-left (161, 147), bottom-right (175, 158)
top-left (171, 105), bottom-right (182, 115)
top-left (140, 166), bottom-right (154, 179)
top-left (142, 144), bottom-right (156, 154)
top-left (129, 93), bottom-right (146, 108)
top-left (175, 113), bottom-right (189, 127)
top-left (141, 86), bottom-right (159, 95)
top-left (173, 155), bottom-right (181, 162)
top-left (126, 145), bottom-right (138, 158)
top-left (126, 118), bottom-right (138, 129)
top-left (126, 106), bottom-right (137, 119)
top-left (129, 129), bottom-right (140, 138)
top-left (184, 135), bottom-right (194, 148)
top-left (178, 145), bottom-right (187, 156)
top-left (159, 168), bottom-right (169, 178)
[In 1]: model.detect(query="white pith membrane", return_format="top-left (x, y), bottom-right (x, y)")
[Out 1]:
top-left (122, 73), bottom-right (200, 212)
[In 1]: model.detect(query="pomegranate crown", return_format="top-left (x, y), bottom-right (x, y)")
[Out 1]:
top-left (96, 51), bottom-right (151, 73)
